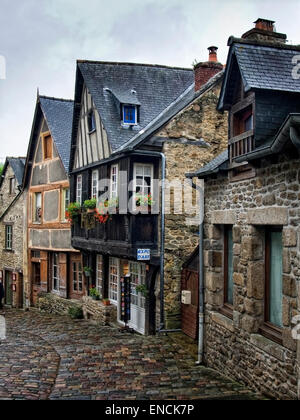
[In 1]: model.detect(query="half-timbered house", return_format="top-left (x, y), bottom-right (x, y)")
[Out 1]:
top-left (69, 50), bottom-right (227, 335)
top-left (23, 95), bottom-right (83, 306)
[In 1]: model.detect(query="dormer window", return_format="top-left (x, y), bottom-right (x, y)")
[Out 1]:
top-left (122, 105), bottom-right (137, 125)
top-left (233, 106), bottom-right (253, 137)
top-left (88, 110), bottom-right (96, 133)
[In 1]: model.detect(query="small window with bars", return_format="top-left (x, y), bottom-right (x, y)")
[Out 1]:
top-left (5, 225), bottom-right (12, 250)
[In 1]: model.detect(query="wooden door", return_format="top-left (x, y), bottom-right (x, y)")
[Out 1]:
top-left (31, 262), bottom-right (41, 306)
top-left (181, 269), bottom-right (199, 340)
top-left (5, 271), bottom-right (13, 306)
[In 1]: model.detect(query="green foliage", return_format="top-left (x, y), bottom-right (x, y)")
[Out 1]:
top-left (68, 306), bottom-right (84, 319)
top-left (66, 202), bottom-right (81, 223)
top-left (83, 198), bottom-right (97, 210)
top-left (135, 284), bottom-right (149, 297)
top-left (0, 163), bottom-right (4, 177)
top-left (89, 287), bottom-right (100, 300)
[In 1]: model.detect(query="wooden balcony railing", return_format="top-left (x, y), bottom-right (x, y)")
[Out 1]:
top-left (72, 213), bottom-right (158, 247)
top-left (229, 130), bottom-right (254, 163)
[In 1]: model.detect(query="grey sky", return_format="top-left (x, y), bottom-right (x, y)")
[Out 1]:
top-left (0, 0), bottom-right (299, 160)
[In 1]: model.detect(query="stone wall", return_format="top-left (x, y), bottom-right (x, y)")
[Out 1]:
top-left (157, 79), bottom-right (228, 329)
top-left (0, 163), bottom-right (26, 308)
top-left (37, 292), bottom-right (82, 315)
top-left (37, 293), bottom-right (117, 327)
top-left (82, 296), bottom-right (117, 326)
top-left (203, 152), bottom-right (300, 399)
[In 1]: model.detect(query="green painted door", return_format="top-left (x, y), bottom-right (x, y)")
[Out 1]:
top-left (5, 271), bottom-right (12, 306)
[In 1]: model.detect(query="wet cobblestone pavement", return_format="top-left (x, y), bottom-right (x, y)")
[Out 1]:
top-left (0, 309), bottom-right (260, 400)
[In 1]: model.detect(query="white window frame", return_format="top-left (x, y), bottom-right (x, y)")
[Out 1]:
top-left (91, 170), bottom-right (98, 201)
top-left (33, 192), bottom-right (42, 224)
top-left (133, 163), bottom-right (154, 208)
top-left (109, 257), bottom-right (119, 304)
top-left (5, 225), bottom-right (13, 250)
top-left (96, 255), bottom-right (103, 299)
top-left (110, 164), bottom-right (119, 199)
top-left (52, 253), bottom-right (60, 292)
top-left (129, 262), bottom-right (146, 309)
top-left (72, 260), bottom-right (83, 292)
top-left (76, 175), bottom-right (82, 204)
top-left (61, 188), bottom-right (70, 222)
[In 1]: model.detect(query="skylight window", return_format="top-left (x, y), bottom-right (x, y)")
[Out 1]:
top-left (123, 105), bottom-right (137, 125)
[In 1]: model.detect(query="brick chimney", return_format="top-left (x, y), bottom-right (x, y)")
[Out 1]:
top-left (242, 18), bottom-right (287, 44)
top-left (194, 47), bottom-right (223, 91)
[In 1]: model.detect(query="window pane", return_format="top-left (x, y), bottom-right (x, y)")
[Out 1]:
top-left (227, 228), bottom-right (233, 305)
top-left (269, 232), bottom-right (283, 327)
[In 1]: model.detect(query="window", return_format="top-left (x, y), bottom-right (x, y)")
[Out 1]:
top-left (72, 261), bottom-right (83, 292)
top-left (233, 106), bottom-right (253, 137)
top-left (76, 175), bottom-right (82, 204)
top-left (109, 257), bottom-right (119, 304)
top-left (122, 105), bottom-right (137, 125)
top-left (61, 188), bottom-right (70, 221)
top-left (224, 226), bottom-right (234, 310)
top-left (53, 253), bottom-right (60, 291)
top-left (9, 177), bottom-right (15, 195)
top-left (33, 192), bottom-right (42, 223)
top-left (130, 262), bottom-right (146, 309)
top-left (5, 225), bottom-right (12, 250)
top-left (91, 171), bottom-right (98, 200)
top-left (96, 255), bottom-right (103, 299)
top-left (43, 135), bottom-right (52, 160)
top-left (110, 165), bottom-right (118, 199)
top-left (265, 229), bottom-right (283, 328)
top-left (134, 164), bottom-right (153, 197)
top-left (88, 110), bottom-right (96, 133)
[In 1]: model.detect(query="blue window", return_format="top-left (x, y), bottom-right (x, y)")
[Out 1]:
top-left (123, 105), bottom-right (137, 124)
top-left (88, 110), bottom-right (96, 132)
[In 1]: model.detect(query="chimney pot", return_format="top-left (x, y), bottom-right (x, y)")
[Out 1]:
top-left (194, 46), bottom-right (223, 91)
top-left (208, 46), bottom-right (218, 62)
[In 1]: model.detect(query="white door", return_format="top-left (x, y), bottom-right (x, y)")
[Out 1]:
top-left (129, 262), bottom-right (146, 334)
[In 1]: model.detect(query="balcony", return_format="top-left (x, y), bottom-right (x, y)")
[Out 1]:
top-left (229, 129), bottom-right (254, 163)
top-left (71, 212), bottom-right (159, 259)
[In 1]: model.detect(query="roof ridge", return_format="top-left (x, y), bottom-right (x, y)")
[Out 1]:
top-left (77, 59), bottom-right (193, 72)
top-left (228, 36), bottom-right (300, 51)
top-left (39, 95), bottom-right (74, 103)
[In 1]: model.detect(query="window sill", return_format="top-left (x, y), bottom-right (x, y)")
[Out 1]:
top-left (251, 331), bottom-right (285, 362)
top-left (4, 249), bottom-right (14, 253)
top-left (219, 305), bottom-right (233, 320)
top-left (210, 311), bottom-right (235, 333)
top-left (259, 323), bottom-right (283, 346)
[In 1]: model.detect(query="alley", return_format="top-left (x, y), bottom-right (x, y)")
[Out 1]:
top-left (0, 310), bottom-right (259, 400)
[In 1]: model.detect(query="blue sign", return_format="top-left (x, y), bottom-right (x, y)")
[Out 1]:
top-left (137, 249), bottom-right (151, 261)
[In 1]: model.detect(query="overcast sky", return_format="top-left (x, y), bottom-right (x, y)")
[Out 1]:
top-left (0, 0), bottom-right (299, 160)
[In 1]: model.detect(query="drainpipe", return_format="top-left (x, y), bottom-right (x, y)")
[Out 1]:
top-left (188, 177), bottom-right (205, 365)
top-left (131, 150), bottom-right (170, 332)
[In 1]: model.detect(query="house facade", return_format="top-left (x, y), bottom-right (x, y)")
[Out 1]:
top-left (187, 19), bottom-right (300, 399)
top-left (69, 52), bottom-right (227, 335)
top-left (23, 95), bottom-right (83, 306)
top-left (0, 157), bottom-right (26, 308)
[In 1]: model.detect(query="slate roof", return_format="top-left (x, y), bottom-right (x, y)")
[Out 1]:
top-left (8, 157), bottom-right (26, 185)
top-left (186, 149), bottom-right (229, 178)
top-left (39, 96), bottom-right (74, 172)
top-left (116, 70), bottom-right (224, 153)
top-left (0, 157), bottom-right (26, 190)
top-left (76, 61), bottom-right (194, 152)
top-left (218, 38), bottom-right (300, 110)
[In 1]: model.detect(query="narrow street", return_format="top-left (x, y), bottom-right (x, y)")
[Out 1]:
top-left (0, 310), bottom-right (259, 400)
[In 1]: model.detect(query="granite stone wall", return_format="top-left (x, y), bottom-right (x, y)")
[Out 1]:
top-left (157, 80), bottom-right (228, 329)
top-left (203, 152), bottom-right (300, 399)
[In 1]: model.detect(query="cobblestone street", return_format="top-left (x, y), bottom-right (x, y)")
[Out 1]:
top-left (0, 310), bottom-right (259, 400)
